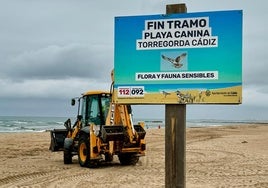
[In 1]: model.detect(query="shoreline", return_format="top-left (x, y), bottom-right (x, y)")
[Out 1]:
top-left (0, 122), bottom-right (267, 134)
top-left (1, 115), bottom-right (268, 133)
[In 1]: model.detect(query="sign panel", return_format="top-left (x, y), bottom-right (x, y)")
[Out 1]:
top-left (114, 10), bottom-right (242, 104)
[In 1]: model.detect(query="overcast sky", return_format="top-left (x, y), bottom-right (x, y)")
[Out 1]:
top-left (0, 0), bottom-right (267, 120)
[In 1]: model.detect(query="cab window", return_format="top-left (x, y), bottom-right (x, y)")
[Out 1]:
top-left (88, 96), bottom-right (101, 125)
top-left (101, 96), bottom-right (111, 122)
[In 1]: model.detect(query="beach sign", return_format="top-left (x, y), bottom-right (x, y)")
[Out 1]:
top-left (114, 10), bottom-right (242, 104)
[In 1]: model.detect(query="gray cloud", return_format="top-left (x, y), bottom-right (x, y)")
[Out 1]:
top-left (0, 78), bottom-right (110, 99)
top-left (2, 44), bottom-right (113, 81)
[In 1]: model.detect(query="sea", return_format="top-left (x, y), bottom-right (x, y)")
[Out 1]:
top-left (0, 116), bottom-right (267, 133)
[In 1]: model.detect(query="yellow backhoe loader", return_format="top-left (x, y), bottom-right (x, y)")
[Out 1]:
top-left (49, 71), bottom-right (146, 167)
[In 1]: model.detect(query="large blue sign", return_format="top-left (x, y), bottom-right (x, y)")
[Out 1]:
top-left (114, 10), bottom-right (242, 104)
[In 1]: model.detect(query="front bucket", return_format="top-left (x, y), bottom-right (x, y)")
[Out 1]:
top-left (49, 129), bottom-right (68, 151)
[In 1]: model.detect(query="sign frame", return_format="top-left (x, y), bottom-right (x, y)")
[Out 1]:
top-left (114, 10), bottom-right (243, 104)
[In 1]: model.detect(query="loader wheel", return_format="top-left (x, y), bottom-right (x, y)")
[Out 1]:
top-left (63, 138), bottom-right (73, 164)
top-left (118, 153), bottom-right (139, 165)
top-left (105, 153), bottom-right (114, 162)
top-left (78, 135), bottom-right (90, 167)
top-left (64, 148), bottom-right (72, 164)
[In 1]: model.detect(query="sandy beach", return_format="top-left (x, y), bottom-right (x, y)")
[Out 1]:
top-left (0, 124), bottom-right (267, 187)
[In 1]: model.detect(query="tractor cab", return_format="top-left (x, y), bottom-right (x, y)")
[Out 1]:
top-left (76, 91), bottom-right (111, 128)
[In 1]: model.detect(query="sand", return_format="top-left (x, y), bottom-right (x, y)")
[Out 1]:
top-left (0, 124), bottom-right (267, 187)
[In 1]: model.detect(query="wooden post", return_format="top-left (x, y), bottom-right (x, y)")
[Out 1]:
top-left (165, 4), bottom-right (187, 188)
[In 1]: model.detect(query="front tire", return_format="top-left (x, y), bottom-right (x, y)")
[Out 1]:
top-left (64, 148), bottom-right (72, 164)
top-left (105, 153), bottom-right (114, 162)
top-left (63, 138), bottom-right (73, 164)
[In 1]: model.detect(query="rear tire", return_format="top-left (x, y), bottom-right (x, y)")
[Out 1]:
top-left (118, 153), bottom-right (139, 165)
top-left (78, 135), bottom-right (90, 167)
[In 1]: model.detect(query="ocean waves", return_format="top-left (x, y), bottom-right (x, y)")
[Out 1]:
top-left (0, 116), bottom-right (67, 133)
top-left (0, 116), bottom-right (267, 133)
